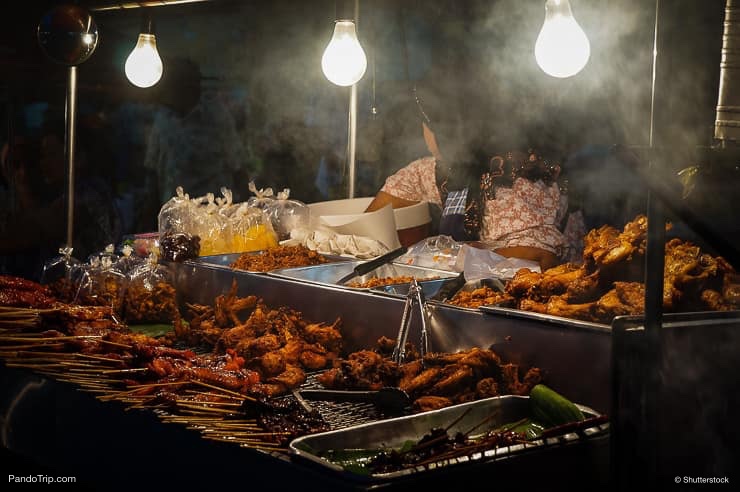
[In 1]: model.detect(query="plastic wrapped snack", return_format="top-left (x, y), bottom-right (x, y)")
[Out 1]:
top-left (264, 188), bottom-right (310, 241)
top-left (160, 232), bottom-right (201, 262)
top-left (123, 253), bottom-right (179, 324)
top-left (158, 186), bottom-right (193, 236)
top-left (115, 244), bottom-right (144, 275)
top-left (231, 203), bottom-right (278, 252)
top-left (76, 256), bottom-right (127, 316)
top-left (41, 246), bottom-right (83, 303)
top-left (246, 181), bottom-right (275, 210)
top-left (192, 193), bottom-right (231, 256)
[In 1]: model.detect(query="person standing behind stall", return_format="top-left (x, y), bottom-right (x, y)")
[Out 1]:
top-left (366, 86), bottom-right (576, 271)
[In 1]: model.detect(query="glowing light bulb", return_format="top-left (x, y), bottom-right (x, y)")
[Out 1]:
top-left (125, 33), bottom-right (163, 88)
top-left (321, 20), bottom-right (367, 87)
top-left (534, 0), bottom-right (590, 78)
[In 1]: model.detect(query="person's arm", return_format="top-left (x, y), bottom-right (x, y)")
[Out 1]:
top-left (365, 157), bottom-right (438, 212)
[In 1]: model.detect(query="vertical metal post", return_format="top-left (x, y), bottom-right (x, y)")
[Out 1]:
top-left (65, 65), bottom-right (78, 249)
top-left (643, 0), bottom-right (663, 485)
top-left (346, 0), bottom-right (360, 199)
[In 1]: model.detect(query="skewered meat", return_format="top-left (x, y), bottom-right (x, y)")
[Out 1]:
top-left (0, 275), bottom-right (56, 308)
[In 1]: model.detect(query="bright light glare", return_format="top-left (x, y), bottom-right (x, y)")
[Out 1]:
top-left (125, 33), bottom-right (163, 88)
top-left (321, 21), bottom-right (367, 87)
top-left (534, 0), bottom-right (590, 78)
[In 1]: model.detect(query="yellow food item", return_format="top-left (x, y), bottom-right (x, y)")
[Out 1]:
top-left (233, 224), bottom-right (278, 252)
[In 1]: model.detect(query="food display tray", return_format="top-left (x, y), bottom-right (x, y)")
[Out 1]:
top-left (479, 305), bottom-right (610, 332)
top-left (189, 252), bottom-right (349, 274)
top-left (269, 261), bottom-right (458, 291)
top-left (289, 395), bottom-right (608, 484)
top-left (373, 277), bottom-right (506, 312)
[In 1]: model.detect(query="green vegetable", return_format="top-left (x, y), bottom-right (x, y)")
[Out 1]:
top-left (530, 384), bottom-right (585, 428)
top-left (128, 323), bottom-right (175, 338)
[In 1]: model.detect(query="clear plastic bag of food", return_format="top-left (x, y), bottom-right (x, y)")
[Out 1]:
top-left (192, 192), bottom-right (231, 256)
top-left (123, 253), bottom-right (179, 324)
top-left (40, 246), bottom-right (83, 303)
top-left (159, 232), bottom-right (201, 262)
top-left (395, 235), bottom-right (463, 271)
top-left (264, 188), bottom-right (310, 241)
top-left (230, 203), bottom-right (278, 252)
top-left (115, 244), bottom-right (144, 275)
top-left (76, 255), bottom-right (127, 316)
top-left (158, 186), bottom-right (193, 236)
top-left (246, 181), bottom-right (275, 210)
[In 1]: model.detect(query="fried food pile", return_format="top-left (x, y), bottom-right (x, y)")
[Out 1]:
top-left (447, 285), bottom-right (513, 309)
top-left (171, 280), bottom-right (343, 397)
top-left (505, 215), bottom-right (740, 323)
top-left (318, 337), bottom-right (541, 412)
top-left (123, 281), bottom-right (179, 324)
top-left (230, 245), bottom-right (329, 272)
top-left (346, 276), bottom-right (439, 289)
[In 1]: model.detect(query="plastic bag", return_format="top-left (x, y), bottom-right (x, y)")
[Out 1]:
top-left (41, 246), bottom-right (83, 303)
top-left (158, 186), bottom-right (192, 236)
top-left (246, 181), bottom-right (275, 210)
top-left (264, 188), bottom-right (310, 241)
top-left (160, 232), bottom-right (201, 262)
top-left (395, 235), bottom-right (462, 271)
top-left (115, 244), bottom-right (144, 275)
top-left (123, 253), bottom-right (179, 324)
top-left (231, 203), bottom-right (278, 252)
top-left (457, 244), bottom-right (540, 281)
top-left (192, 193), bottom-right (231, 256)
top-left (76, 255), bottom-right (127, 316)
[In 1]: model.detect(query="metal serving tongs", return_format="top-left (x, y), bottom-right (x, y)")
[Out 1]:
top-left (391, 278), bottom-right (430, 365)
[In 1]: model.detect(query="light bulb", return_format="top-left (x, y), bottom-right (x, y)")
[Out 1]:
top-left (534, 0), bottom-right (591, 78)
top-left (321, 20), bottom-right (367, 87)
top-left (125, 33), bottom-right (163, 88)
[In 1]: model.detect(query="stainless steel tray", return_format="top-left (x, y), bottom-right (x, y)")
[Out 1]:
top-left (289, 395), bottom-right (608, 484)
top-left (480, 305), bottom-right (610, 331)
top-left (374, 277), bottom-right (506, 313)
top-left (269, 261), bottom-right (457, 291)
top-left (189, 251), bottom-right (349, 274)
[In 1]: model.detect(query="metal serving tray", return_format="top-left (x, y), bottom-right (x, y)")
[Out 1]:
top-left (480, 305), bottom-right (610, 331)
top-left (189, 251), bottom-right (349, 274)
top-left (374, 277), bottom-right (507, 312)
top-left (269, 261), bottom-right (457, 291)
top-left (289, 395), bottom-right (608, 484)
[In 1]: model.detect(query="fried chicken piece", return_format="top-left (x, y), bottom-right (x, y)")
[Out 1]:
top-left (268, 364), bottom-right (306, 390)
top-left (505, 268), bottom-right (544, 299)
top-left (475, 377), bottom-right (500, 398)
top-left (594, 281), bottom-right (645, 322)
top-left (398, 360), bottom-right (424, 389)
top-left (400, 367), bottom-right (443, 395)
top-left (316, 367), bottom-right (342, 389)
top-left (249, 351), bottom-right (286, 377)
top-left (299, 348), bottom-right (329, 370)
top-left (429, 365), bottom-right (474, 396)
top-left (500, 363), bottom-right (530, 395)
top-left (700, 289), bottom-right (732, 311)
top-left (376, 336), bottom-right (397, 356)
top-left (236, 333), bottom-right (282, 359)
top-left (302, 318), bottom-right (342, 353)
top-left (413, 396), bottom-right (453, 413)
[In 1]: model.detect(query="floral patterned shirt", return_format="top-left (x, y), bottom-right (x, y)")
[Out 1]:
top-left (381, 156), bottom-right (573, 256)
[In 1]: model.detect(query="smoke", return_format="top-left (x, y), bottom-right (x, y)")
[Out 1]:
top-left (94, 0), bottom-right (724, 216)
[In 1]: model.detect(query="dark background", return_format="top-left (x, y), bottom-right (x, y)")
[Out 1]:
top-left (0, 0), bottom-right (729, 275)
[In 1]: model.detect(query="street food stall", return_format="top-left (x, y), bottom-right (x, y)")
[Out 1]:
top-left (1, 1), bottom-right (739, 490)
